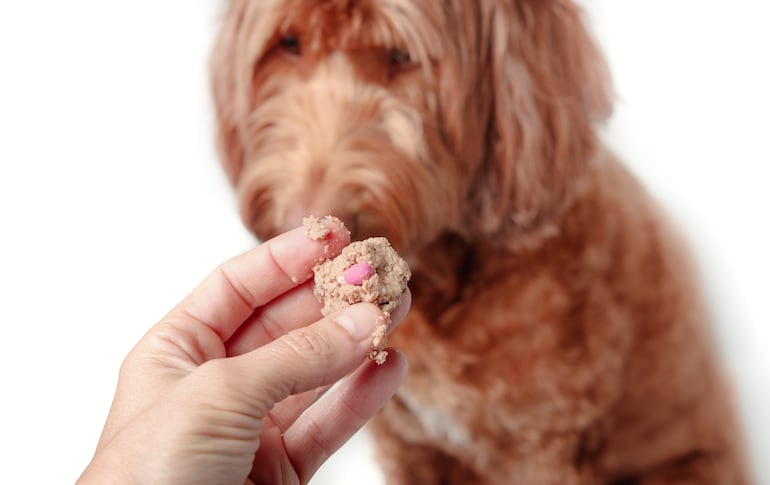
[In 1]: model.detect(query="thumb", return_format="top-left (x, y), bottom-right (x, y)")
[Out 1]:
top-left (226, 302), bottom-right (393, 409)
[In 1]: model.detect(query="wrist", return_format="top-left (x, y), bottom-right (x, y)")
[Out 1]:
top-left (78, 446), bottom-right (143, 485)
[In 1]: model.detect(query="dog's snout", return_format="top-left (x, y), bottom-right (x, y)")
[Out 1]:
top-left (277, 206), bottom-right (357, 237)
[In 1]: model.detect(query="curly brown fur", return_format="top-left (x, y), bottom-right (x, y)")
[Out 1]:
top-left (210, 0), bottom-right (751, 483)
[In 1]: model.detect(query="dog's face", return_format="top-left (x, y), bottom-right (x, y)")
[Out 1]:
top-left (212, 0), bottom-right (612, 254)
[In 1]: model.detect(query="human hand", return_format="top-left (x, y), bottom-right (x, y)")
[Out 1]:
top-left (78, 219), bottom-right (410, 485)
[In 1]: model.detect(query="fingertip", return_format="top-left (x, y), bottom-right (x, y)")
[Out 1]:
top-left (258, 216), bottom-right (351, 289)
top-left (381, 347), bottom-right (409, 381)
top-left (351, 347), bottom-right (408, 392)
top-left (333, 303), bottom-right (383, 341)
top-left (313, 214), bottom-right (352, 257)
top-left (282, 347), bottom-right (407, 483)
top-left (387, 288), bottom-right (412, 332)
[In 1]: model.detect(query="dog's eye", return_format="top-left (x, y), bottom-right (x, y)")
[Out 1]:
top-left (389, 48), bottom-right (412, 67)
top-left (278, 35), bottom-right (301, 56)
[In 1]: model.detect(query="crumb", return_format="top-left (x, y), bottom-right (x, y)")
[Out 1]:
top-left (368, 313), bottom-right (390, 364)
top-left (290, 276), bottom-right (299, 284)
top-left (370, 349), bottom-right (389, 365)
top-left (371, 313), bottom-right (387, 348)
top-left (303, 214), bottom-right (348, 242)
top-left (303, 215), bottom-right (330, 241)
top-left (312, 237), bottom-right (410, 364)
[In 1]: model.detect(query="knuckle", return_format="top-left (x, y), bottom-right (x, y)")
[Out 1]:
top-left (281, 328), bottom-right (334, 361)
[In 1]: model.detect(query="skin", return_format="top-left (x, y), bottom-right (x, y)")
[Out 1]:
top-left (78, 218), bottom-right (410, 485)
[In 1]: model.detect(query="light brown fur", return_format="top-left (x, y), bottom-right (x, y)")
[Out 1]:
top-left (211, 1), bottom-right (750, 483)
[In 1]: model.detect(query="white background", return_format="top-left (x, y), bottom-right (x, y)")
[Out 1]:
top-left (0, 1), bottom-right (767, 483)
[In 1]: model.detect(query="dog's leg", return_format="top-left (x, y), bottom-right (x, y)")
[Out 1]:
top-left (613, 451), bottom-right (749, 485)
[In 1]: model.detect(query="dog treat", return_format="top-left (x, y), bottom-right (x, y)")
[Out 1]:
top-left (310, 234), bottom-right (411, 364)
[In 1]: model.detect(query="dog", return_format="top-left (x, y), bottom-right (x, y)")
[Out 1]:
top-left (210, 1), bottom-right (751, 483)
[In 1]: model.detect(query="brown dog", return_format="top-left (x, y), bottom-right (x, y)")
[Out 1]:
top-left (210, 1), bottom-right (750, 483)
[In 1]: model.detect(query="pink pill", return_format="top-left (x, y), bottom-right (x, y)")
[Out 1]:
top-left (339, 262), bottom-right (374, 285)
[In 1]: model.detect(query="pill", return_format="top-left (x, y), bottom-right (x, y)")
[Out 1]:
top-left (338, 262), bottom-right (374, 285)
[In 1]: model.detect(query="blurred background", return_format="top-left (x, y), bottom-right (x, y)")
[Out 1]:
top-left (0, 1), bottom-right (767, 483)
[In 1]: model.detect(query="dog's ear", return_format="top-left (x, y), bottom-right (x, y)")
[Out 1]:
top-left (210, 1), bottom-right (275, 185)
top-left (474, 0), bottom-right (613, 236)
top-left (211, 2), bottom-right (245, 185)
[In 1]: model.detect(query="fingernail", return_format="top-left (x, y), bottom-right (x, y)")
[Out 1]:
top-left (334, 304), bottom-right (375, 341)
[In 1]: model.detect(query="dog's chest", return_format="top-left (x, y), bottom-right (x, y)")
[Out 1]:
top-left (395, 386), bottom-right (472, 450)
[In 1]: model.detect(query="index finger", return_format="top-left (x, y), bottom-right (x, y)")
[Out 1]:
top-left (172, 216), bottom-right (350, 342)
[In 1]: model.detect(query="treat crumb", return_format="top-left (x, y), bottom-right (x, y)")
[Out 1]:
top-left (370, 349), bottom-right (389, 365)
top-left (368, 314), bottom-right (389, 365)
top-left (303, 215), bottom-right (348, 242)
top-left (371, 314), bottom-right (387, 349)
top-left (290, 276), bottom-right (299, 284)
top-left (303, 215), bottom-right (330, 240)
